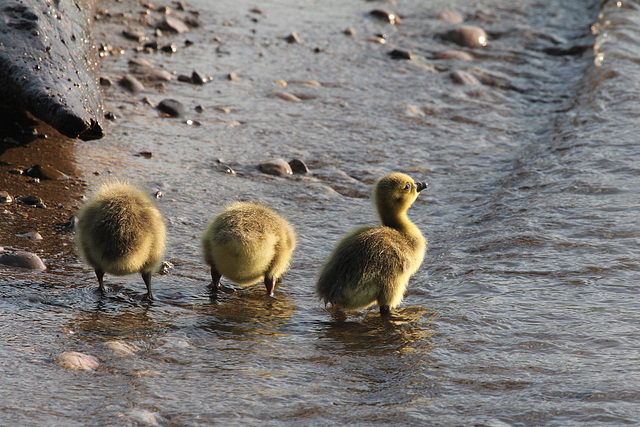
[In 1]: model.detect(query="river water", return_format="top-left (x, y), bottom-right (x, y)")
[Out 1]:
top-left (2, 0), bottom-right (640, 425)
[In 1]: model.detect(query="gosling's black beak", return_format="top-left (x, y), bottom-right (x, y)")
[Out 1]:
top-left (416, 182), bottom-right (428, 193)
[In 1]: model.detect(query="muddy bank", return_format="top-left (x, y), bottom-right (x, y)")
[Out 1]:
top-left (0, 110), bottom-right (85, 265)
top-left (0, 0), bottom-right (105, 140)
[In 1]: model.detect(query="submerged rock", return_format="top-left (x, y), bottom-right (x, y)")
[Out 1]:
top-left (55, 351), bottom-right (99, 372)
top-left (370, 9), bottom-right (403, 25)
top-left (289, 159), bottom-right (310, 175)
top-left (0, 251), bottom-right (46, 270)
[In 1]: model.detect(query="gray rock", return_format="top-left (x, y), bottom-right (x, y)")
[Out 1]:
top-left (157, 16), bottom-right (190, 34)
top-left (0, 251), bottom-right (46, 270)
top-left (258, 158), bottom-right (293, 177)
top-left (442, 26), bottom-right (488, 48)
top-left (157, 99), bottom-right (185, 117)
top-left (288, 159), bottom-right (310, 175)
top-left (119, 75), bottom-right (145, 93)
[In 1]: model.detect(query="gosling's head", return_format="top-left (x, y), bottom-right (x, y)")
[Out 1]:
top-left (373, 172), bottom-right (428, 215)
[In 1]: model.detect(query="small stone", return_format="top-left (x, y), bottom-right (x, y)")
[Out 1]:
top-left (388, 49), bottom-right (413, 60)
top-left (227, 72), bottom-right (240, 81)
top-left (195, 105), bottom-right (205, 113)
top-left (16, 232), bottom-right (43, 241)
top-left (99, 76), bottom-right (113, 86)
top-left (450, 70), bottom-right (481, 85)
top-left (284, 32), bottom-right (302, 43)
top-left (135, 151), bottom-right (153, 159)
top-left (274, 92), bottom-right (301, 102)
top-left (145, 69), bottom-right (173, 81)
top-left (105, 341), bottom-right (139, 356)
top-left (258, 158), bottom-right (293, 177)
top-left (344, 27), bottom-right (355, 36)
top-left (54, 352), bottom-right (99, 372)
top-left (0, 251), bottom-right (46, 270)
top-left (161, 43), bottom-right (178, 53)
top-left (191, 70), bottom-right (211, 84)
top-left (17, 195), bottom-right (43, 206)
top-left (157, 16), bottom-right (190, 34)
top-left (27, 178), bottom-right (40, 184)
top-left (158, 260), bottom-right (173, 275)
top-left (157, 99), bottom-right (185, 117)
top-left (437, 9), bottom-right (464, 24)
top-left (0, 191), bottom-right (12, 203)
top-left (370, 9), bottom-right (403, 25)
top-left (442, 25), bottom-right (487, 48)
top-left (154, 191), bottom-right (163, 199)
top-left (61, 216), bottom-right (77, 232)
top-left (9, 168), bottom-right (23, 175)
top-left (288, 159), bottom-right (310, 175)
top-left (24, 165), bottom-right (69, 181)
top-left (433, 50), bottom-right (474, 61)
top-left (143, 41), bottom-right (159, 51)
top-left (119, 75), bottom-right (145, 92)
top-left (105, 112), bottom-right (116, 121)
top-left (122, 30), bottom-right (145, 42)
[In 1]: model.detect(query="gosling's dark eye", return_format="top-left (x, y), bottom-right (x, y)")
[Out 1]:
top-left (404, 182), bottom-right (411, 191)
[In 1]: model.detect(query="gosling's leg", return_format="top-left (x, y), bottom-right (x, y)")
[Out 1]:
top-left (142, 271), bottom-right (154, 300)
top-left (95, 269), bottom-right (106, 294)
top-left (379, 305), bottom-right (391, 317)
top-left (264, 275), bottom-right (276, 296)
top-left (210, 266), bottom-right (222, 291)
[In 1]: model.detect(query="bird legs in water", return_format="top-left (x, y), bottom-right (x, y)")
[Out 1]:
top-left (94, 268), bottom-right (154, 300)
top-left (379, 305), bottom-right (392, 317)
top-left (210, 266), bottom-right (222, 291)
top-left (264, 275), bottom-right (276, 296)
top-left (142, 271), bottom-right (154, 300)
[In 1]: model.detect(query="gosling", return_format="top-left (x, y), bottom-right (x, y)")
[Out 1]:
top-left (75, 182), bottom-right (166, 300)
top-left (201, 202), bottom-right (296, 296)
top-left (316, 172), bottom-right (428, 316)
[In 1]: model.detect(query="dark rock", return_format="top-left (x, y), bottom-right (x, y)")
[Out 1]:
top-left (9, 168), bottom-right (23, 175)
top-left (122, 30), bottom-right (145, 42)
top-left (442, 26), bottom-right (487, 48)
top-left (177, 74), bottom-right (193, 83)
top-left (0, 0), bottom-right (105, 140)
top-left (24, 164), bottom-right (69, 180)
top-left (370, 9), bottom-right (403, 25)
top-left (0, 190), bottom-right (12, 203)
top-left (258, 158), bottom-right (293, 177)
top-left (388, 49), bottom-right (413, 60)
top-left (0, 251), bottom-right (46, 270)
top-left (157, 99), bottom-right (185, 117)
top-left (17, 195), bottom-right (42, 206)
top-left (135, 151), bottom-right (153, 159)
top-left (344, 28), bottom-right (356, 36)
top-left (143, 41), bottom-right (159, 51)
top-left (157, 16), bottom-right (190, 34)
top-left (191, 70), bottom-right (211, 84)
top-left (119, 75), bottom-right (145, 93)
top-left (284, 32), bottom-right (302, 43)
top-left (288, 159), bottom-right (310, 175)
top-left (99, 77), bottom-right (113, 86)
top-left (161, 43), bottom-right (178, 54)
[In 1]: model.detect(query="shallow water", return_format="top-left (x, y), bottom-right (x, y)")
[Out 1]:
top-left (2, 0), bottom-right (640, 425)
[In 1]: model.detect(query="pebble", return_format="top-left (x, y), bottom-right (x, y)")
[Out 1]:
top-left (284, 32), bottom-right (302, 43)
top-left (157, 99), bottom-right (185, 117)
top-left (105, 341), bottom-right (139, 356)
top-left (17, 195), bottom-right (46, 208)
top-left (0, 251), bottom-right (46, 270)
top-left (54, 352), bottom-right (99, 372)
top-left (437, 9), bottom-right (464, 24)
top-left (145, 69), bottom-right (173, 81)
top-left (388, 49), bottom-right (413, 60)
top-left (442, 25), bottom-right (488, 48)
top-left (433, 50), bottom-right (474, 61)
top-left (258, 158), bottom-right (293, 177)
top-left (24, 165), bottom-right (69, 180)
top-left (122, 30), bottom-right (146, 42)
top-left (370, 9), bottom-right (403, 25)
top-left (288, 159), bottom-right (310, 175)
top-left (158, 261), bottom-right (174, 275)
top-left (274, 92), bottom-right (301, 102)
top-left (344, 28), bottom-right (355, 36)
top-left (16, 232), bottom-right (43, 241)
top-left (161, 43), bottom-right (178, 54)
top-left (157, 16), bottom-right (190, 34)
top-left (191, 70), bottom-right (211, 84)
top-left (227, 72), bottom-right (240, 82)
top-left (0, 191), bottom-right (12, 203)
top-left (450, 70), bottom-right (481, 85)
top-left (119, 74), bottom-right (145, 93)
top-left (99, 76), bottom-right (112, 86)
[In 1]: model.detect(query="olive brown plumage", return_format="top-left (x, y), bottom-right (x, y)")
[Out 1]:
top-left (316, 172), bottom-right (428, 316)
top-left (75, 182), bottom-right (166, 299)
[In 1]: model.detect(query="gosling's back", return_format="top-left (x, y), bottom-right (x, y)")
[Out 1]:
top-left (75, 182), bottom-right (166, 276)
top-left (202, 202), bottom-right (296, 287)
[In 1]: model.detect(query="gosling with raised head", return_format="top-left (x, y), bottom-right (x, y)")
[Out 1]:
top-left (201, 202), bottom-right (296, 296)
top-left (316, 172), bottom-right (428, 316)
top-left (75, 182), bottom-right (166, 299)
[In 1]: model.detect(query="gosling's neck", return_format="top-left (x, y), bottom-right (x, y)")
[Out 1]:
top-left (377, 204), bottom-right (419, 237)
